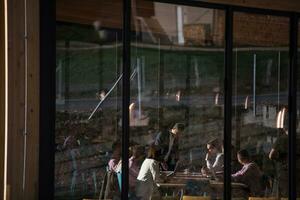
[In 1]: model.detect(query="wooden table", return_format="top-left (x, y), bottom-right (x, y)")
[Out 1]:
top-left (209, 180), bottom-right (249, 199)
top-left (157, 182), bottom-right (186, 197)
top-left (158, 172), bottom-right (249, 200)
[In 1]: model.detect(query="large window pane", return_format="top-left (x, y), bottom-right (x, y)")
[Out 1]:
top-left (130, 1), bottom-right (225, 199)
top-left (55, 1), bottom-right (122, 199)
top-left (232, 12), bottom-right (289, 199)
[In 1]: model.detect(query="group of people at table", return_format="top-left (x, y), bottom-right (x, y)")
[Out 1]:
top-left (106, 123), bottom-right (288, 200)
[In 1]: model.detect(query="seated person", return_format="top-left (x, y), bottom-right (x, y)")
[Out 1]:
top-left (202, 139), bottom-right (224, 176)
top-left (108, 141), bottom-right (121, 172)
top-left (232, 149), bottom-right (264, 197)
top-left (136, 145), bottom-right (162, 200)
top-left (129, 145), bottom-right (145, 190)
top-left (231, 144), bottom-right (241, 173)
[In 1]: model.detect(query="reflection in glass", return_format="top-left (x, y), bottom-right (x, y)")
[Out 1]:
top-left (55, 0), bottom-right (123, 199)
top-left (232, 12), bottom-right (289, 199)
top-left (130, 1), bottom-right (225, 199)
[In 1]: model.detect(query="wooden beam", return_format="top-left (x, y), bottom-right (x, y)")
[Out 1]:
top-left (56, 0), bottom-right (154, 27)
top-left (56, 0), bottom-right (300, 27)
top-left (201, 0), bottom-right (300, 12)
top-left (6, 0), bottom-right (39, 198)
top-left (0, 0), bottom-right (5, 198)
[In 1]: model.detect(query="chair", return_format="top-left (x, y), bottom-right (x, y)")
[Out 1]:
top-left (182, 196), bottom-right (211, 200)
top-left (248, 198), bottom-right (277, 200)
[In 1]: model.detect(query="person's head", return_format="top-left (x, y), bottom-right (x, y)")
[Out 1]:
top-left (207, 138), bottom-right (221, 155)
top-left (170, 123), bottom-right (185, 135)
top-left (237, 149), bottom-right (250, 165)
top-left (112, 140), bottom-right (121, 157)
top-left (147, 145), bottom-right (158, 160)
top-left (131, 145), bottom-right (145, 159)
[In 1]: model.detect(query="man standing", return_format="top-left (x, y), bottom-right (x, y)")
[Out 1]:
top-left (269, 128), bottom-right (288, 198)
top-left (154, 123), bottom-right (185, 170)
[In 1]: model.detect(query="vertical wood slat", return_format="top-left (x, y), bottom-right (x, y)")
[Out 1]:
top-left (6, 0), bottom-right (39, 198)
top-left (0, 0), bottom-right (5, 198)
top-left (24, 0), bottom-right (39, 198)
top-left (6, 0), bottom-right (26, 198)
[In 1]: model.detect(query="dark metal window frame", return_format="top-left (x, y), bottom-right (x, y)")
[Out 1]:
top-left (39, 0), bottom-right (298, 199)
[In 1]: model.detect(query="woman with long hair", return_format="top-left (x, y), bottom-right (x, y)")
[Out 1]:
top-left (136, 145), bottom-right (162, 200)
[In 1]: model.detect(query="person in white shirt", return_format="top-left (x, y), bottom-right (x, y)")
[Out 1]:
top-left (136, 145), bottom-right (162, 200)
top-left (202, 139), bottom-right (224, 176)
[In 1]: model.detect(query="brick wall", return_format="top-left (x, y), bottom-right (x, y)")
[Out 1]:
top-left (214, 11), bottom-right (290, 47)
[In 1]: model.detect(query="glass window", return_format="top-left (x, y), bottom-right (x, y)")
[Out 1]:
top-left (232, 12), bottom-right (289, 199)
top-left (130, 1), bottom-right (225, 199)
top-left (52, 1), bottom-right (297, 199)
top-left (55, 0), bottom-right (123, 199)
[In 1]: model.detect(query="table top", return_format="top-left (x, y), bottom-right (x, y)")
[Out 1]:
top-left (158, 172), bottom-right (248, 190)
top-left (209, 180), bottom-right (248, 188)
top-left (157, 182), bottom-right (186, 187)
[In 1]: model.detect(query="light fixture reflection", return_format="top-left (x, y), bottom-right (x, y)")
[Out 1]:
top-left (176, 90), bottom-right (181, 102)
top-left (276, 107), bottom-right (286, 128)
top-left (244, 96), bottom-right (249, 109)
top-left (215, 93), bottom-right (219, 105)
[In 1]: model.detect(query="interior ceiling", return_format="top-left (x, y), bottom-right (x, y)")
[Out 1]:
top-left (56, 0), bottom-right (154, 29)
top-left (56, 0), bottom-right (295, 46)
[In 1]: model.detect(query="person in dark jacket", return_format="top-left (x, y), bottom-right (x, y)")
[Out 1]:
top-left (153, 123), bottom-right (185, 170)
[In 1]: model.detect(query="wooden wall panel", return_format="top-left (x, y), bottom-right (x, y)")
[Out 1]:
top-left (6, 0), bottom-right (26, 198)
top-left (5, 0), bottom-right (39, 198)
top-left (6, 0), bottom-right (25, 199)
top-left (0, 0), bottom-right (5, 199)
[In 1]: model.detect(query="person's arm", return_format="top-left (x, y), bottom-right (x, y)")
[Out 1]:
top-left (108, 159), bottom-right (120, 172)
top-left (150, 160), bottom-right (160, 182)
top-left (232, 169), bottom-right (244, 179)
top-left (231, 164), bottom-right (251, 182)
top-left (154, 132), bottom-right (163, 146)
top-left (205, 153), bottom-right (215, 170)
top-left (269, 138), bottom-right (279, 160)
top-left (210, 154), bottom-right (224, 172)
top-left (129, 159), bottom-right (139, 177)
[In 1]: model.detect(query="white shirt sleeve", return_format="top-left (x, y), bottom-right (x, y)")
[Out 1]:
top-left (207, 153), bottom-right (224, 172)
top-left (150, 160), bottom-right (160, 182)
